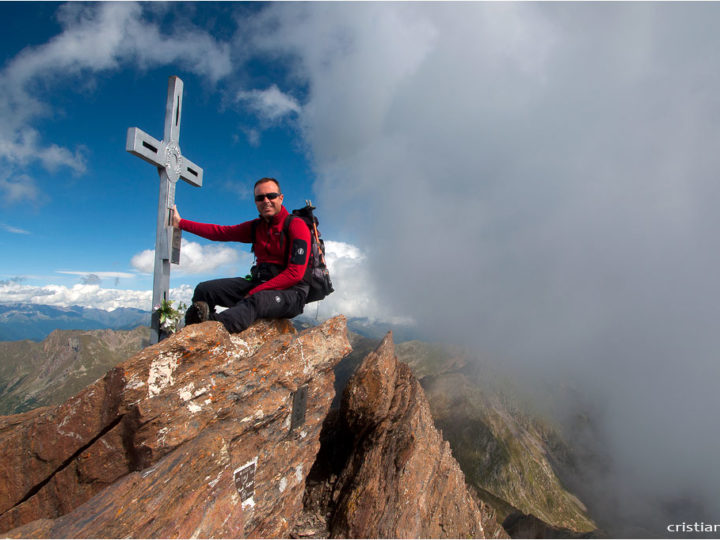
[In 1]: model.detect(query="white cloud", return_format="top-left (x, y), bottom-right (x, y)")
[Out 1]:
top-left (0, 222), bottom-right (30, 235)
top-left (5, 3), bottom-right (231, 87)
top-left (0, 129), bottom-right (87, 175)
top-left (0, 280), bottom-right (194, 311)
top-left (57, 270), bottom-right (136, 279)
top-left (130, 238), bottom-right (248, 275)
top-left (130, 250), bottom-right (155, 274)
top-left (224, 180), bottom-right (252, 201)
top-left (324, 240), bottom-right (363, 263)
top-left (251, 3), bottom-right (438, 166)
top-left (236, 84), bottom-right (301, 121)
top-left (243, 127), bottom-right (261, 147)
top-left (312, 240), bottom-right (413, 325)
top-left (82, 274), bottom-right (101, 286)
top-left (0, 174), bottom-right (44, 206)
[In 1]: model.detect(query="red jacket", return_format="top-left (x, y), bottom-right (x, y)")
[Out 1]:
top-left (179, 206), bottom-right (310, 296)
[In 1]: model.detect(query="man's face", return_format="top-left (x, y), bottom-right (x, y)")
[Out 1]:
top-left (254, 181), bottom-right (283, 220)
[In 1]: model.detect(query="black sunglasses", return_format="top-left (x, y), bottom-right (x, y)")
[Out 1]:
top-left (254, 192), bottom-right (281, 202)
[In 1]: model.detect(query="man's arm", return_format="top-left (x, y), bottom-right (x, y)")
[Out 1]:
top-left (173, 205), bottom-right (253, 243)
top-left (248, 217), bottom-right (311, 295)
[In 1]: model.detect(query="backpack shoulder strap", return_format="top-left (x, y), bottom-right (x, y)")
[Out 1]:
top-left (282, 214), bottom-right (295, 266)
top-left (250, 218), bottom-right (261, 254)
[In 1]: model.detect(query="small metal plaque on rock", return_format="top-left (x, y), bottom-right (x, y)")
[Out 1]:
top-left (290, 385), bottom-right (308, 432)
top-left (234, 461), bottom-right (256, 503)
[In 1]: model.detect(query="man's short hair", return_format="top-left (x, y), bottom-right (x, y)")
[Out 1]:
top-left (254, 177), bottom-right (281, 193)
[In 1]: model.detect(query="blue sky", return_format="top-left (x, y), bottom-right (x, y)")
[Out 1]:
top-left (3, 2), bottom-right (720, 528)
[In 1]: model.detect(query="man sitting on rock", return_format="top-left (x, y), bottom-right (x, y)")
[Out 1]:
top-left (172, 177), bottom-right (311, 334)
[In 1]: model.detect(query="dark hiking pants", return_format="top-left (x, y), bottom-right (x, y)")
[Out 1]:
top-left (190, 276), bottom-right (307, 334)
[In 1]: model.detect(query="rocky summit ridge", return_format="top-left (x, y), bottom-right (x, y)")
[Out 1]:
top-left (0, 316), bottom-right (500, 538)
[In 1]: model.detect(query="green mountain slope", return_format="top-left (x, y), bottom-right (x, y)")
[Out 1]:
top-left (0, 326), bottom-right (150, 415)
top-left (395, 340), bottom-right (597, 534)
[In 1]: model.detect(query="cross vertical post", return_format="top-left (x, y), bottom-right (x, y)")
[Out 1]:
top-left (126, 76), bottom-right (204, 344)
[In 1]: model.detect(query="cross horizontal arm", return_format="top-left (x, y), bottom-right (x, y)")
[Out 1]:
top-left (180, 157), bottom-right (203, 187)
top-left (126, 127), bottom-right (164, 167)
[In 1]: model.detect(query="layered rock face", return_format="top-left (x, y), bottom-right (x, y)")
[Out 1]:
top-left (303, 332), bottom-right (505, 538)
top-left (0, 317), bottom-right (350, 538)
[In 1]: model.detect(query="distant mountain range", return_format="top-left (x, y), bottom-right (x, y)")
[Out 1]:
top-left (0, 304), bottom-right (418, 344)
top-left (0, 303), bottom-right (150, 341)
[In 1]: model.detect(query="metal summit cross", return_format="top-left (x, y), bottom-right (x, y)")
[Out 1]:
top-left (126, 76), bottom-right (204, 344)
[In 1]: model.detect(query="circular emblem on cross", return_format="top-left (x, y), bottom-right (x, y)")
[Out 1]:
top-left (163, 142), bottom-right (183, 182)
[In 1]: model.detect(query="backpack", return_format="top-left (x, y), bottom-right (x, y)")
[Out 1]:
top-left (284, 202), bottom-right (334, 303)
top-left (250, 201), bottom-right (334, 303)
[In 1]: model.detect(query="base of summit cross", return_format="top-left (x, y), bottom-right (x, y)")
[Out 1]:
top-left (126, 76), bottom-right (204, 344)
